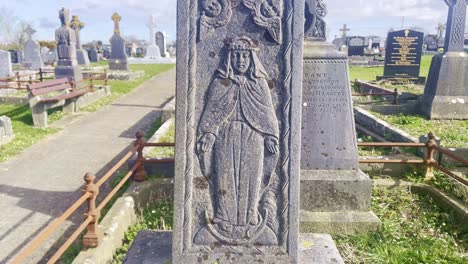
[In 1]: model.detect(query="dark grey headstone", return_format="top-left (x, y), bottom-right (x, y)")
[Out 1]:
top-left (8, 50), bottom-right (18, 64)
top-left (421, 0), bottom-right (468, 119)
top-left (109, 12), bottom-right (128, 71)
top-left (54, 8), bottom-right (83, 82)
top-left (156, 31), bottom-right (169, 58)
top-left (378, 29), bottom-right (425, 83)
top-left (347, 36), bottom-right (365, 56)
top-left (88, 47), bottom-right (99, 62)
top-left (173, 0), bottom-right (304, 263)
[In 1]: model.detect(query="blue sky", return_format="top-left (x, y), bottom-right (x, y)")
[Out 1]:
top-left (0, 0), bottom-right (466, 44)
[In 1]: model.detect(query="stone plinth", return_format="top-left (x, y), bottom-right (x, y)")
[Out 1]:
top-left (144, 45), bottom-right (161, 59)
top-left (300, 40), bottom-right (380, 235)
top-left (421, 52), bottom-right (468, 119)
top-left (124, 231), bottom-right (344, 264)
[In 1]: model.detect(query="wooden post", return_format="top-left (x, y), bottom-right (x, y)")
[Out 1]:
top-left (425, 132), bottom-right (437, 181)
top-left (393, 88), bottom-right (398, 105)
top-left (16, 72), bottom-right (20, 89)
top-left (39, 68), bottom-right (44, 82)
top-left (82, 173), bottom-right (102, 248)
top-left (134, 131), bottom-right (148, 182)
top-left (104, 69), bottom-right (108, 86)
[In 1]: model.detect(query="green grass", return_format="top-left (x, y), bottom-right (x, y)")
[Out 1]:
top-left (336, 187), bottom-right (467, 264)
top-left (146, 121), bottom-right (175, 159)
top-left (111, 200), bottom-right (173, 263)
top-left (0, 64), bottom-right (175, 162)
top-left (349, 55), bottom-right (433, 82)
top-left (372, 112), bottom-right (468, 148)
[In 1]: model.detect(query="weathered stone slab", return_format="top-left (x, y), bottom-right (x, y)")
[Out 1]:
top-left (0, 115), bottom-right (14, 145)
top-left (125, 231), bottom-right (345, 264)
top-left (0, 50), bottom-right (13, 78)
top-left (300, 1), bottom-right (379, 235)
top-left (174, 0), bottom-right (304, 263)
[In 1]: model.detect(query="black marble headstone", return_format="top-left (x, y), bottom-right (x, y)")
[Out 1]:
top-left (88, 47), bottom-right (99, 62)
top-left (9, 50), bottom-right (18, 63)
top-left (347, 37), bottom-right (365, 56)
top-left (378, 29), bottom-right (425, 83)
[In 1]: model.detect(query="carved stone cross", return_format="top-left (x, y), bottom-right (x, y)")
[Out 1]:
top-left (69, 15), bottom-right (85, 48)
top-left (146, 15), bottom-right (157, 46)
top-left (111, 12), bottom-right (122, 35)
top-left (443, 0), bottom-right (468, 52)
top-left (340, 24), bottom-right (350, 39)
top-left (25, 25), bottom-right (36, 40)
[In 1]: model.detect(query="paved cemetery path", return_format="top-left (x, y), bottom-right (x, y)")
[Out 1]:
top-left (0, 68), bottom-right (176, 263)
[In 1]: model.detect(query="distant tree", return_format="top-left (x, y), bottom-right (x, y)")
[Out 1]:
top-left (38, 41), bottom-right (57, 49)
top-left (0, 7), bottom-right (32, 50)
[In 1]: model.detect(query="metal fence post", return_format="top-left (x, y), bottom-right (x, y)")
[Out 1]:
top-left (134, 131), bottom-right (148, 182)
top-left (104, 69), bottom-right (108, 86)
top-left (82, 173), bottom-right (102, 248)
top-left (393, 88), bottom-right (398, 105)
top-left (424, 132), bottom-right (437, 181)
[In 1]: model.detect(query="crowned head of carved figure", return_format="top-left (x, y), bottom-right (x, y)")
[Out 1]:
top-left (228, 37), bottom-right (259, 75)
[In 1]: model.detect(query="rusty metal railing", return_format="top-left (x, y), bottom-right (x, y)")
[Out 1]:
top-left (359, 132), bottom-right (468, 186)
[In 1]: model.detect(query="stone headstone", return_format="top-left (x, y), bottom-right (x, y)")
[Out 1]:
top-left (40, 47), bottom-right (52, 65)
top-left (22, 25), bottom-right (44, 70)
top-left (109, 12), bottom-right (129, 71)
top-left (155, 31), bottom-right (170, 58)
top-left (422, 0), bottom-right (468, 119)
top-left (16, 51), bottom-right (23, 64)
top-left (54, 8), bottom-right (83, 82)
top-left (88, 47), bottom-right (99, 62)
top-left (347, 36), bottom-right (365, 56)
top-left (424, 35), bottom-right (439, 51)
top-left (0, 115), bottom-right (14, 145)
top-left (70, 15), bottom-right (90, 66)
top-left (145, 15), bottom-right (161, 59)
top-left (0, 50), bottom-right (13, 78)
top-left (301, 0), bottom-right (380, 235)
top-left (9, 50), bottom-right (18, 64)
top-left (173, 0), bottom-right (304, 262)
top-left (377, 29), bottom-right (425, 83)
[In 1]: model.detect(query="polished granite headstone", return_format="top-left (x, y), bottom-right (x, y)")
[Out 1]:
top-left (300, 0), bottom-right (380, 235)
top-left (109, 12), bottom-right (129, 71)
top-left (173, 0), bottom-right (304, 263)
top-left (54, 8), bottom-right (83, 82)
top-left (421, 0), bottom-right (468, 119)
top-left (88, 47), bottom-right (99, 63)
top-left (378, 29), bottom-right (425, 83)
top-left (156, 31), bottom-right (170, 58)
top-left (347, 36), bottom-right (365, 56)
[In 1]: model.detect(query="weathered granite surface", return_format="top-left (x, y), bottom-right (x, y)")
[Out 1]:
top-left (156, 31), bottom-right (170, 58)
top-left (88, 47), bottom-right (99, 62)
top-left (125, 231), bottom-right (344, 264)
top-left (174, 0), bottom-right (304, 263)
top-left (109, 13), bottom-right (129, 71)
top-left (0, 50), bottom-right (13, 78)
top-left (0, 115), bottom-right (14, 145)
top-left (421, 0), bottom-right (468, 119)
top-left (54, 8), bottom-right (83, 83)
top-left (70, 15), bottom-right (90, 66)
top-left (300, 2), bottom-right (379, 235)
top-left (145, 15), bottom-right (162, 59)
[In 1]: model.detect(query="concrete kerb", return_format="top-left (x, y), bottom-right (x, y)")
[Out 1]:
top-left (354, 106), bottom-right (468, 166)
top-left (374, 178), bottom-right (467, 224)
top-left (72, 178), bottom-right (173, 264)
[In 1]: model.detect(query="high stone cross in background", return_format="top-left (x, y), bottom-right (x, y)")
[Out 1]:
top-left (112, 12), bottom-right (122, 35)
top-left (25, 25), bottom-right (36, 40)
top-left (444, 0), bottom-right (468, 52)
top-left (69, 15), bottom-right (85, 48)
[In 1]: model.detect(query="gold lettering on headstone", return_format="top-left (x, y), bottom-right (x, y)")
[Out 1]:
top-left (388, 32), bottom-right (420, 67)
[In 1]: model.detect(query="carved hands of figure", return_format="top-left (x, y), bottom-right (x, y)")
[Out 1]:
top-left (243, 0), bottom-right (283, 44)
top-left (199, 133), bottom-right (216, 152)
top-left (265, 136), bottom-right (279, 154)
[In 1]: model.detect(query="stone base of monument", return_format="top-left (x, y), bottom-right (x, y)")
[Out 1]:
top-left (145, 45), bottom-right (161, 59)
top-left (300, 170), bottom-right (381, 235)
top-left (76, 49), bottom-right (90, 65)
top-left (109, 59), bottom-right (129, 71)
top-left (421, 52), bottom-right (468, 120)
top-left (55, 64), bottom-right (83, 83)
top-left (107, 70), bottom-right (145, 81)
top-left (123, 231), bottom-right (345, 264)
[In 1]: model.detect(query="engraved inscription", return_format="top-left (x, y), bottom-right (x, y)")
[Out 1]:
top-left (194, 36), bottom-right (280, 245)
top-left (303, 62), bottom-right (349, 114)
top-left (388, 30), bottom-right (419, 67)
